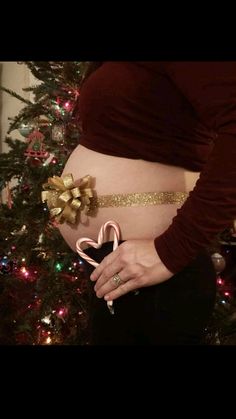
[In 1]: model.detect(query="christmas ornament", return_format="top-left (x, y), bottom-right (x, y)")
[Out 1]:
top-left (24, 130), bottom-right (49, 159)
top-left (211, 252), bottom-right (226, 274)
top-left (37, 250), bottom-right (49, 260)
top-left (52, 123), bottom-right (65, 143)
top-left (11, 225), bottom-right (28, 236)
top-left (0, 255), bottom-right (13, 275)
top-left (38, 233), bottom-right (44, 244)
top-left (28, 157), bottom-right (42, 167)
top-left (18, 122), bottom-right (35, 138)
top-left (21, 183), bottom-right (30, 193)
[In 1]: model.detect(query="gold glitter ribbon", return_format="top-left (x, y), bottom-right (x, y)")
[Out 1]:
top-left (90, 191), bottom-right (189, 209)
top-left (42, 173), bottom-right (189, 225)
top-left (41, 174), bottom-right (94, 224)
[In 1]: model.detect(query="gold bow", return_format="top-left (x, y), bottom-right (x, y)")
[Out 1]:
top-left (41, 174), bottom-right (94, 224)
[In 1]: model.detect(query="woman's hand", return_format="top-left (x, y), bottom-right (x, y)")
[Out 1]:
top-left (90, 239), bottom-right (174, 302)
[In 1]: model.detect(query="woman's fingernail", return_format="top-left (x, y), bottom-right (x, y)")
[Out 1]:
top-left (104, 295), bottom-right (110, 301)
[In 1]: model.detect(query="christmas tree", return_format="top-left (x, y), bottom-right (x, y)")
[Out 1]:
top-left (0, 62), bottom-right (91, 345)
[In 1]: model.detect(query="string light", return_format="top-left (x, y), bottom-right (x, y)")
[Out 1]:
top-left (45, 337), bottom-right (52, 344)
top-left (20, 266), bottom-right (29, 278)
top-left (56, 307), bottom-right (68, 322)
top-left (217, 277), bottom-right (224, 286)
top-left (55, 262), bottom-right (63, 272)
top-left (41, 315), bottom-right (51, 325)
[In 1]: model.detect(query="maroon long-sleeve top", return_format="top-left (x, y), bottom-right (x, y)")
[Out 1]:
top-left (78, 62), bottom-right (236, 273)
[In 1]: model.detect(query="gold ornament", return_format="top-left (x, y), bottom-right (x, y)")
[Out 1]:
top-left (41, 174), bottom-right (94, 224)
top-left (211, 252), bottom-right (226, 274)
top-left (10, 225), bottom-right (28, 236)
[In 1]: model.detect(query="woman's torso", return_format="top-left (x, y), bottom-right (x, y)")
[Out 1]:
top-left (58, 144), bottom-right (200, 251)
top-left (58, 62), bottom-right (216, 250)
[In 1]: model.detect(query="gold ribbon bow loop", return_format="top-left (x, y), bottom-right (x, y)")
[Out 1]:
top-left (41, 174), bottom-right (94, 224)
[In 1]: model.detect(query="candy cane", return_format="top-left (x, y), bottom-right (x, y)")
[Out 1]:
top-left (76, 220), bottom-right (121, 315)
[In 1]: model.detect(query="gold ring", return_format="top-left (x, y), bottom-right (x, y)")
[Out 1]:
top-left (112, 273), bottom-right (122, 287)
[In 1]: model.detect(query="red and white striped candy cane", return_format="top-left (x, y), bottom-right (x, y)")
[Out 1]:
top-left (76, 220), bottom-right (121, 314)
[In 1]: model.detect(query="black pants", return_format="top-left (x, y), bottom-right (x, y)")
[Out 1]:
top-left (83, 242), bottom-right (216, 345)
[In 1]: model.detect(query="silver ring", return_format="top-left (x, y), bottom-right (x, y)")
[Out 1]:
top-left (112, 273), bottom-right (122, 287)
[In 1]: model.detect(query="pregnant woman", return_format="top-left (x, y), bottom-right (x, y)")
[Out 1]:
top-left (57, 62), bottom-right (236, 345)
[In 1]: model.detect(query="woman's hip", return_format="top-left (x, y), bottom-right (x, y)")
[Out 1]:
top-left (83, 241), bottom-right (217, 345)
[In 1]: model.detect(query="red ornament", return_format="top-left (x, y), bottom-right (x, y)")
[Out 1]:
top-left (24, 130), bottom-right (49, 159)
top-left (28, 157), bottom-right (42, 167)
top-left (21, 184), bottom-right (30, 192)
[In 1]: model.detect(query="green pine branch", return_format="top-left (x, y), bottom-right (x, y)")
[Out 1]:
top-left (0, 86), bottom-right (32, 105)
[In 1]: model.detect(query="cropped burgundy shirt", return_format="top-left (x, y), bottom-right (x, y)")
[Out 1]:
top-left (79, 62), bottom-right (236, 273)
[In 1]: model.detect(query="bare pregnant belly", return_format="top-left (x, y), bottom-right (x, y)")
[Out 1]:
top-left (58, 145), bottom-right (200, 251)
